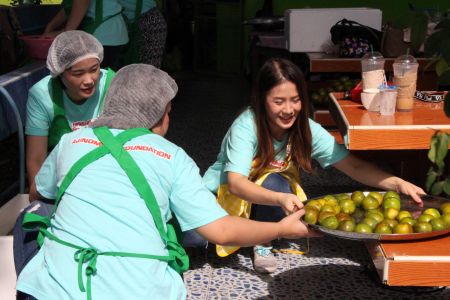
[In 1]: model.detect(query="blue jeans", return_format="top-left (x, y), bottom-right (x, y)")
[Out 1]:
top-left (182, 229), bottom-right (208, 248)
top-left (13, 200), bottom-right (54, 276)
top-left (251, 173), bottom-right (292, 222)
top-left (182, 173), bottom-right (293, 248)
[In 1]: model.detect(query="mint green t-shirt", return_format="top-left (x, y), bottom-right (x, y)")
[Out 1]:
top-left (25, 69), bottom-right (108, 137)
top-left (87, 0), bottom-right (129, 46)
top-left (119, 0), bottom-right (155, 23)
top-left (202, 108), bottom-right (349, 193)
top-left (16, 128), bottom-right (227, 300)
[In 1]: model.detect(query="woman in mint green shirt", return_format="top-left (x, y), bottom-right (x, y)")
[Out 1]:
top-left (203, 58), bottom-right (425, 273)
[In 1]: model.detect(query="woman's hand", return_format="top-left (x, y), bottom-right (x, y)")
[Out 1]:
top-left (278, 209), bottom-right (322, 239)
top-left (393, 178), bottom-right (426, 205)
top-left (277, 192), bottom-right (304, 215)
top-left (334, 154), bottom-right (426, 206)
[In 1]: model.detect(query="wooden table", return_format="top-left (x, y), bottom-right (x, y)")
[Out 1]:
top-left (365, 233), bottom-right (450, 286)
top-left (329, 92), bottom-right (450, 150)
top-left (307, 53), bottom-right (437, 91)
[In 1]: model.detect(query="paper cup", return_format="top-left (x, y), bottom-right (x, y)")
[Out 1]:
top-left (361, 89), bottom-right (380, 111)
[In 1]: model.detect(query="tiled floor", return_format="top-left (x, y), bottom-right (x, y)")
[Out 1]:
top-left (184, 238), bottom-right (450, 299)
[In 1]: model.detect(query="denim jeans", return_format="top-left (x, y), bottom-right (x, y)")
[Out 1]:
top-left (250, 173), bottom-right (293, 222)
top-left (182, 229), bottom-right (208, 248)
top-left (13, 200), bottom-right (54, 276)
top-left (183, 173), bottom-right (293, 248)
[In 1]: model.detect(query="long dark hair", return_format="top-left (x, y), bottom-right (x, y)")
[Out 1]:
top-left (251, 58), bottom-right (312, 178)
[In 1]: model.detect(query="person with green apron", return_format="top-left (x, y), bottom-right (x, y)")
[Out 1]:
top-left (202, 58), bottom-right (425, 273)
top-left (43, 0), bottom-right (128, 70)
top-left (15, 31), bottom-right (115, 280)
top-left (16, 64), bottom-right (317, 300)
top-left (119, 0), bottom-right (166, 67)
top-left (26, 30), bottom-right (114, 202)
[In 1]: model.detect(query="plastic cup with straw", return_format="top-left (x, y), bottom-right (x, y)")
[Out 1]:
top-left (361, 46), bottom-right (385, 90)
top-left (393, 48), bottom-right (419, 111)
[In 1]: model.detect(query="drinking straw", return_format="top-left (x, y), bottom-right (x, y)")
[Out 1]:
top-left (370, 44), bottom-right (374, 56)
top-left (402, 48), bottom-right (410, 76)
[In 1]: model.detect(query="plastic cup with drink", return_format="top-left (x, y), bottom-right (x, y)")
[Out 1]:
top-left (379, 84), bottom-right (398, 116)
top-left (393, 54), bottom-right (419, 111)
top-left (361, 51), bottom-right (385, 90)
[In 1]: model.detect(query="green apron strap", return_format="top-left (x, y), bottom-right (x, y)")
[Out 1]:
top-left (48, 78), bottom-right (71, 149)
top-left (63, 0), bottom-right (119, 34)
top-left (121, 0), bottom-right (144, 65)
top-left (95, 0), bottom-right (103, 29)
top-left (135, 0), bottom-right (143, 22)
top-left (54, 128), bottom-right (150, 209)
top-left (24, 128), bottom-right (150, 241)
top-left (92, 127), bottom-right (167, 239)
top-left (97, 68), bottom-right (115, 113)
top-left (93, 127), bottom-right (189, 273)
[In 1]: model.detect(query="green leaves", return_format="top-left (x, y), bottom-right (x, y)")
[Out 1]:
top-left (427, 132), bottom-right (450, 196)
top-left (424, 17), bottom-right (450, 197)
top-left (425, 167), bottom-right (438, 191)
top-left (428, 132), bottom-right (448, 170)
top-left (436, 59), bottom-right (449, 77)
top-left (443, 179), bottom-right (450, 196)
top-left (431, 180), bottom-right (444, 196)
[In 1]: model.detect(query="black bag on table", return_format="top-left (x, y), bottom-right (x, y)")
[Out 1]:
top-left (330, 18), bottom-right (382, 58)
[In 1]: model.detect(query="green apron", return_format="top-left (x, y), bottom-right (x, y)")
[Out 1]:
top-left (48, 68), bottom-right (115, 149)
top-left (23, 126), bottom-right (189, 300)
top-left (63, 0), bottom-right (122, 34)
top-left (122, 0), bottom-right (143, 64)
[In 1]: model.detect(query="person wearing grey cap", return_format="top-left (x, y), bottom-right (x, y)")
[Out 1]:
top-left (25, 30), bottom-right (115, 202)
top-left (15, 64), bottom-right (317, 300)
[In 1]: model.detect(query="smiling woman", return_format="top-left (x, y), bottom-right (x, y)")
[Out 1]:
top-left (201, 57), bottom-right (426, 274)
top-left (264, 81), bottom-right (302, 140)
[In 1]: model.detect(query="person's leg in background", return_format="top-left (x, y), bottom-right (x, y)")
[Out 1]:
top-left (251, 173), bottom-right (293, 273)
top-left (13, 200), bottom-right (53, 276)
top-left (138, 7), bottom-right (167, 68)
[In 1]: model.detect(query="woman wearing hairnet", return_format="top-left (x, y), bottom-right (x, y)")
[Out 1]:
top-left (26, 31), bottom-right (115, 201)
top-left (13, 32), bottom-right (115, 279)
top-left (16, 64), bottom-right (318, 300)
top-left (43, 0), bottom-right (128, 69)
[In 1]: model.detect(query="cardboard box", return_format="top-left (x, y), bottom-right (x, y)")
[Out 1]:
top-left (285, 8), bottom-right (382, 52)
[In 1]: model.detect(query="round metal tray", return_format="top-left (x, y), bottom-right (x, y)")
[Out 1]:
top-left (305, 193), bottom-right (450, 241)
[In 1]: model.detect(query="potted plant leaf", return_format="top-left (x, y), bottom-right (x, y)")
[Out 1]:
top-left (424, 17), bottom-right (450, 196)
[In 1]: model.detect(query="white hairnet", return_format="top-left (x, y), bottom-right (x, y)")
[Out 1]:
top-left (46, 30), bottom-right (103, 77)
top-left (92, 64), bottom-right (178, 129)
